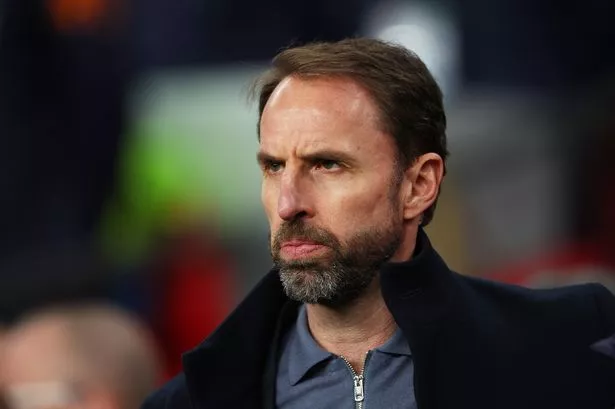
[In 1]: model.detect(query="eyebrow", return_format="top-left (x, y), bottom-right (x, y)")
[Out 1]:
top-left (257, 149), bottom-right (358, 166)
top-left (256, 151), bottom-right (280, 166)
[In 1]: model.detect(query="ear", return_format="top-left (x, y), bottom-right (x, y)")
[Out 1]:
top-left (401, 153), bottom-right (445, 221)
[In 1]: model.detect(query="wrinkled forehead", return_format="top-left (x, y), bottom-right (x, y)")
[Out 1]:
top-left (259, 76), bottom-right (391, 157)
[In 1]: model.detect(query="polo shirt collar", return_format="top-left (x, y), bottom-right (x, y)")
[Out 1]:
top-left (375, 326), bottom-right (411, 356)
top-left (288, 304), bottom-right (411, 386)
top-left (288, 304), bottom-right (332, 385)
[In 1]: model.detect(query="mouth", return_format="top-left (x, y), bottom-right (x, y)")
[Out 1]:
top-left (279, 240), bottom-right (329, 259)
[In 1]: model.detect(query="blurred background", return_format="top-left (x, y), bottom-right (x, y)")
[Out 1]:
top-left (1, 0), bottom-right (615, 402)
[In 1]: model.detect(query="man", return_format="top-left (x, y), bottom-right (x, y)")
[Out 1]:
top-left (142, 38), bottom-right (615, 409)
top-left (1, 303), bottom-right (162, 409)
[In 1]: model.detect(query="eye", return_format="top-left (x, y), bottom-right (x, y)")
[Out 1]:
top-left (263, 161), bottom-right (283, 174)
top-left (315, 160), bottom-right (341, 171)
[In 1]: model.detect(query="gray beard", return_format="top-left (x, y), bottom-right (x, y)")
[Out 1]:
top-left (271, 178), bottom-right (404, 307)
top-left (278, 260), bottom-right (378, 307)
top-left (275, 226), bottom-right (402, 307)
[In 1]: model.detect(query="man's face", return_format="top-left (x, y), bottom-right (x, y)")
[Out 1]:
top-left (258, 76), bottom-right (405, 306)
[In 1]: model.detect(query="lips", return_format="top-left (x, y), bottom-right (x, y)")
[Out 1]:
top-left (280, 240), bottom-right (328, 259)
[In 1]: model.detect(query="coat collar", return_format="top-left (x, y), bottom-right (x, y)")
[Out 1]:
top-left (182, 270), bottom-right (288, 409)
top-left (182, 228), bottom-right (461, 409)
top-left (380, 228), bottom-right (461, 409)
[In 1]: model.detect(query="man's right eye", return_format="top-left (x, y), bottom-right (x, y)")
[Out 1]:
top-left (264, 162), bottom-right (283, 174)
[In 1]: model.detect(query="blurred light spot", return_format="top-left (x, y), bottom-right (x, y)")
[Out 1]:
top-left (46, 0), bottom-right (112, 32)
top-left (363, 1), bottom-right (460, 99)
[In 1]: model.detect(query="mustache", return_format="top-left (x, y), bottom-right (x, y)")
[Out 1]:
top-left (272, 221), bottom-right (340, 253)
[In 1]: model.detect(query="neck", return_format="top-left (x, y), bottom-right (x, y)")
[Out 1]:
top-left (304, 224), bottom-right (419, 372)
top-left (304, 278), bottom-right (397, 372)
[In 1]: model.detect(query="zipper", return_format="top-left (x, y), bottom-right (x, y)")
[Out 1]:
top-left (340, 352), bottom-right (371, 409)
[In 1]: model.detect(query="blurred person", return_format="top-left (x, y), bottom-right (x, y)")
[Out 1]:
top-left (143, 39), bottom-right (615, 409)
top-left (1, 304), bottom-right (162, 409)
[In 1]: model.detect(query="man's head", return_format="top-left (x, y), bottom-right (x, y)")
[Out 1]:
top-left (253, 38), bottom-right (447, 306)
top-left (0, 304), bottom-right (162, 409)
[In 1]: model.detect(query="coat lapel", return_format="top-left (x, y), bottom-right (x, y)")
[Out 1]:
top-left (182, 270), bottom-right (287, 409)
top-left (380, 229), bottom-right (459, 409)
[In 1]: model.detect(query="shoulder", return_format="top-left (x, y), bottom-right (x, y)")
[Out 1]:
top-left (461, 273), bottom-right (611, 311)
top-left (462, 274), bottom-right (615, 335)
top-left (141, 373), bottom-right (191, 409)
top-left (463, 272), bottom-right (609, 304)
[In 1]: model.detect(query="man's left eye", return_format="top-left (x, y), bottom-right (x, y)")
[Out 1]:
top-left (317, 160), bottom-right (340, 170)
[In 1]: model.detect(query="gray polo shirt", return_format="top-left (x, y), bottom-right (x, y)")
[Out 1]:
top-left (276, 305), bottom-right (417, 409)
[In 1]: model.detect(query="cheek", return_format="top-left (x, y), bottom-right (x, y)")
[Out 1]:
top-left (316, 184), bottom-right (394, 242)
top-left (261, 181), bottom-right (279, 219)
top-left (333, 182), bottom-right (392, 220)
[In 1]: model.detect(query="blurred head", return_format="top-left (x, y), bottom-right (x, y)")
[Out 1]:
top-left (253, 38), bottom-right (447, 306)
top-left (0, 304), bottom-right (162, 409)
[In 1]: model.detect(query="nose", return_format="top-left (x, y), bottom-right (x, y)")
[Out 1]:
top-left (277, 170), bottom-right (312, 221)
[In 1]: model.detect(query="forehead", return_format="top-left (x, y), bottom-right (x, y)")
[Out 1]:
top-left (259, 76), bottom-right (392, 155)
top-left (2, 320), bottom-right (72, 382)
